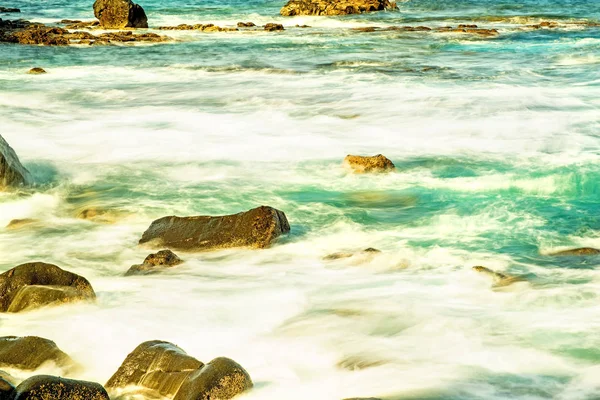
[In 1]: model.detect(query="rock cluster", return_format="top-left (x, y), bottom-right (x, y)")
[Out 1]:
top-left (0, 134), bottom-right (30, 190)
top-left (158, 23), bottom-right (238, 32)
top-left (92, 0), bottom-right (148, 28)
top-left (280, 0), bottom-right (397, 16)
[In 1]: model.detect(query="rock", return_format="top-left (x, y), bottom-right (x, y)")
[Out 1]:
top-left (105, 340), bottom-right (204, 398)
top-left (264, 23), bottom-right (284, 31)
top-left (126, 249), bottom-right (183, 276)
top-left (550, 247), bottom-right (600, 256)
top-left (472, 266), bottom-right (527, 288)
top-left (352, 26), bottom-right (378, 32)
top-left (5, 219), bottom-right (39, 229)
top-left (139, 206), bottom-right (290, 251)
top-left (324, 247), bottom-right (381, 260)
top-left (237, 22), bottom-right (255, 27)
top-left (27, 67), bottom-right (46, 74)
top-left (6, 26), bottom-right (70, 45)
top-left (64, 20), bottom-right (100, 29)
top-left (343, 154), bottom-right (395, 173)
top-left (14, 375), bottom-right (109, 400)
top-left (0, 135), bottom-right (31, 189)
top-left (93, 0), bottom-right (148, 29)
top-left (59, 19), bottom-right (82, 24)
top-left (0, 7), bottom-right (20, 13)
top-left (173, 357), bottom-right (253, 400)
top-left (458, 24), bottom-right (477, 28)
top-left (280, 0), bottom-right (396, 16)
top-left (0, 336), bottom-right (74, 372)
top-left (0, 375), bottom-right (15, 400)
top-left (0, 262), bottom-right (96, 313)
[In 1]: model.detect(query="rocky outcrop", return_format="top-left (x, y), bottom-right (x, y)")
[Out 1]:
top-left (139, 206), bottom-right (290, 251)
top-left (14, 375), bottom-right (109, 399)
top-left (343, 154), bottom-right (395, 173)
top-left (550, 247), bottom-right (600, 256)
top-left (280, 0), bottom-right (396, 16)
top-left (0, 263), bottom-right (96, 313)
top-left (106, 341), bottom-right (204, 398)
top-left (264, 23), bottom-right (284, 31)
top-left (27, 67), bottom-right (46, 74)
top-left (0, 135), bottom-right (30, 190)
top-left (0, 336), bottom-right (74, 372)
top-left (126, 249), bottom-right (183, 276)
top-left (93, 0), bottom-right (148, 29)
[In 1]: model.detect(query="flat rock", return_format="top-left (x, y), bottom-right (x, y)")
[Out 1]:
top-left (14, 375), bottom-right (109, 400)
top-left (0, 336), bottom-right (74, 372)
top-left (343, 154), bottom-right (395, 173)
top-left (0, 135), bottom-right (31, 189)
top-left (126, 249), bottom-right (183, 276)
top-left (93, 0), bottom-right (148, 29)
top-left (139, 206), bottom-right (290, 251)
top-left (281, 0), bottom-right (396, 16)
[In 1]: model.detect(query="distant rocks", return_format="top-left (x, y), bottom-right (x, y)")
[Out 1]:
top-left (0, 135), bottom-right (31, 190)
top-left (343, 154), bottom-right (395, 173)
top-left (0, 262), bottom-right (96, 313)
top-left (126, 249), bottom-right (183, 276)
top-left (27, 67), bottom-right (46, 74)
top-left (0, 336), bottom-right (74, 372)
top-left (158, 23), bottom-right (238, 32)
top-left (93, 0), bottom-right (148, 29)
top-left (550, 247), bottom-right (600, 256)
top-left (324, 247), bottom-right (381, 260)
top-left (280, 0), bottom-right (397, 16)
top-left (14, 375), bottom-right (109, 400)
top-left (0, 7), bottom-right (19, 13)
top-left (237, 21), bottom-right (256, 28)
top-left (139, 206), bottom-right (290, 251)
top-left (264, 23), bottom-right (284, 31)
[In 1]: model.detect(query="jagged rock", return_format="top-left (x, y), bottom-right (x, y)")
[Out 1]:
top-left (0, 336), bottom-right (74, 372)
top-left (0, 135), bottom-right (30, 190)
top-left (343, 154), bottom-right (395, 173)
top-left (237, 22), bottom-right (255, 27)
top-left (105, 341), bottom-right (204, 398)
top-left (139, 206), bottom-right (290, 251)
top-left (0, 7), bottom-right (19, 13)
top-left (550, 247), bottom-right (600, 256)
top-left (126, 249), bottom-right (183, 276)
top-left (93, 0), bottom-right (148, 29)
top-left (173, 357), bottom-right (253, 400)
top-left (14, 375), bottom-right (109, 399)
top-left (264, 23), bottom-right (284, 31)
top-left (0, 262), bottom-right (96, 313)
top-left (27, 67), bottom-right (45, 74)
top-left (281, 0), bottom-right (396, 16)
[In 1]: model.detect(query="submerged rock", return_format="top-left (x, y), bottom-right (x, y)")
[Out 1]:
top-left (264, 23), bottom-right (284, 31)
top-left (343, 154), bottom-right (395, 173)
top-left (0, 7), bottom-right (20, 13)
top-left (237, 21), bottom-right (256, 27)
top-left (472, 266), bottom-right (527, 288)
top-left (14, 375), bottom-right (109, 400)
top-left (324, 247), bottom-right (381, 260)
top-left (93, 0), bottom-right (148, 29)
top-left (106, 341), bottom-right (204, 398)
top-left (126, 249), bottom-right (183, 276)
top-left (27, 67), bottom-right (46, 74)
top-left (550, 247), bottom-right (600, 256)
top-left (0, 262), bottom-right (96, 313)
top-left (139, 206), bottom-right (290, 251)
top-left (0, 135), bottom-right (31, 190)
top-left (280, 0), bottom-right (396, 16)
top-left (0, 336), bottom-right (74, 372)
top-left (5, 219), bottom-right (39, 230)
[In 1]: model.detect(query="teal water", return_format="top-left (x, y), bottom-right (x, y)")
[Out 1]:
top-left (1, 0), bottom-right (600, 399)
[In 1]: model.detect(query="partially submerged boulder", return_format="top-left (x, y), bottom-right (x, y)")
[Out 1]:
top-left (343, 154), bottom-right (395, 173)
top-left (472, 266), bottom-right (528, 288)
top-left (280, 0), bottom-right (396, 16)
top-left (139, 206), bottom-right (290, 251)
top-left (550, 247), bottom-right (600, 256)
top-left (324, 247), bottom-right (381, 260)
top-left (0, 135), bottom-right (31, 190)
top-left (264, 23), bottom-right (284, 31)
top-left (126, 249), bottom-right (183, 276)
top-left (0, 262), bottom-right (96, 313)
top-left (14, 375), bottom-right (109, 400)
top-left (93, 0), bottom-right (148, 29)
top-left (0, 375), bottom-right (15, 400)
top-left (27, 67), bottom-right (46, 74)
top-left (0, 336), bottom-right (74, 372)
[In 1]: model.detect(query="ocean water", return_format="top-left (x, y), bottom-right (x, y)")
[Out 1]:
top-left (1, 0), bottom-right (600, 398)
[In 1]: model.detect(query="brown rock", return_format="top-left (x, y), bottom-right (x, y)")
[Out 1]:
top-left (28, 67), bottom-right (46, 74)
top-left (0, 375), bottom-right (14, 399)
top-left (237, 22), bottom-right (256, 27)
top-left (550, 247), bottom-right (600, 256)
top-left (14, 375), bottom-right (109, 400)
top-left (7, 27), bottom-right (69, 45)
top-left (281, 0), bottom-right (396, 16)
top-left (0, 336), bottom-right (74, 372)
top-left (0, 134), bottom-right (31, 189)
top-left (264, 23), bottom-right (284, 31)
top-left (139, 206), bottom-right (290, 251)
top-left (126, 249), bottom-right (183, 276)
top-left (343, 154), bottom-right (395, 173)
top-left (93, 0), bottom-right (148, 29)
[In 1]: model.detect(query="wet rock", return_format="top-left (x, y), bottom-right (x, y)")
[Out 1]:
top-left (0, 375), bottom-right (14, 400)
top-left (59, 19), bottom-right (82, 24)
top-left (14, 375), bottom-right (109, 400)
top-left (27, 67), bottom-right (45, 74)
top-left (173, 357), bottom-right (253, 400)
top-left (550, 247), bottom-right (600, 256)
top-left (0, 336), bottom-right (74, 372)
top-left (6, 26), bottom-right (70, 45)
top-left (0, 7), bottom-right (19, 13)
top-left (324, 247), bottom-right (381, 260)
top-left (343, 154), bottom-right (395, 173)
top-left (237, 21), bottom-right (255, 27)
top-left (281, 0), bottom-right (397, 16)
top-left (93, 0), bottom-right (148, 29)
top-left (126, 249), bottom-right (183, 276)
top-left (352, 26), bottom-right (378, 32)
top-left (0, 134), bottom-right (31, 189)
top-left (65, 20), bottom-right (100, 29)
top-left (139, 206), bottom-right (290, 251)
top-left (105, 340), bottom-right (204, 398)
top-left (5, 219), bottom-right (39, 230)
top-left (472, 266), bottom-right (527, 288)
top-left (264, 23), bottom-right (284, 31)
top-left (384, 25), bottom-right (431, 32)
top-left (0, 262), bottom-right (96, 312)
top-left (458, 24), bottom-right (477, 28)
top-left (158, 24), bottom-right (237, 32)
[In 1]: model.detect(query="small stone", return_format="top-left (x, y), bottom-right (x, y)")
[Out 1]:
top-left (343, 154), bottom-right (395, 173)
top-left (28, 67), bottom-right (46, 74)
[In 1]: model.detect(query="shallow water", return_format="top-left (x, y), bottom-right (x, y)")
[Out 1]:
top-left (1, 0), bottom-right (600, 398)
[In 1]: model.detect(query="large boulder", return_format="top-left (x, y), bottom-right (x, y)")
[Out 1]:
top-left (0, 374), bottom-right (15, 400)
top-left (173, 357), bottom-right (253, 400)
top-left (343, 154), bottom-right (395, 173)
top-left (0, 263), bottom-right (96, 313)
top-left (105, 341), bottom-right (204, 398)
top-left (139, 206), bottom-right (290, 251)
top-left (93, 0), bottom-right (148, 29)
top-left (126, 249), bottom-right (183, 276)
top-left (281, 0), bottom-right (396, 16)
top-left (0, 135), bottom-right (30, 190)
top-left (14, 375), bottom-right (109, 400)
top-left (0, 336), bottom-right (74, 372)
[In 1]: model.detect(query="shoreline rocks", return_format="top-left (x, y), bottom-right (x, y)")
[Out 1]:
top-left (15, 375), bottom-right (109, 399)
top-left (139, 206), bottom-right (290, 251)
top-left (0, 336), bottom-right (74, 373)
top-left (343, 154), bottom-right (395, 173)
top-left (280, 0), bottom-right (397, 16)
top-left (0, 134), bottom-right (31, 190)
top-left (27, 67), bottom-right (46, 74)
top-left (550, 247), bottom-right (600, 256)
top-left (264, 23), bottom-right (284, 31)
top-left (93, 0), bottom-right (148, 29)
top-left (126, 249), bottom-right (183, 276)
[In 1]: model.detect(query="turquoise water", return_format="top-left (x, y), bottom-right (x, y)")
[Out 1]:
top-left (1, 0), bottom-right (600, 399)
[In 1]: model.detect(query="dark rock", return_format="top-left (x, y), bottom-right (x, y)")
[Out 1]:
top-left (0, 7), bottom-right (19, 13)
top-left (343, 154), bottom-right (395, 173)
top-left (93, 0), bottom-right (148, 29)
top-left (0, 336), bottom-right (74, 372)
top-left (139, 206), bottom-right (290, 251)
top-left (281, 0), bottom-right (396, 16)
top-left (59, 19), bottom-right (82, 24)
top-left (173, 357), bottom-right (253, 400)
top-left (0, 135), bottom-right (30, 190)
top-left (27, 67), bottom-right (45, 74)
top-left (237, 21), bottom-right (255, 27)
top-left (264, 23), bottom-right (284, 31)
top-left (126, 249), bottom-right (183, 276)
top-left (14, 375), bottom-right (109, 400)
top-left (105, 340), bottom-right (204, 398)
top-left (295, 24), bottom-right (310, 28)
top-left (0, 374), bottom-right (15, 400)
top-left (458, 24), bottom-right (477, 28)
top-left (550, 247), bottom-right (600, 256)
top-left (0, 262), bottom-right (96, 313)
